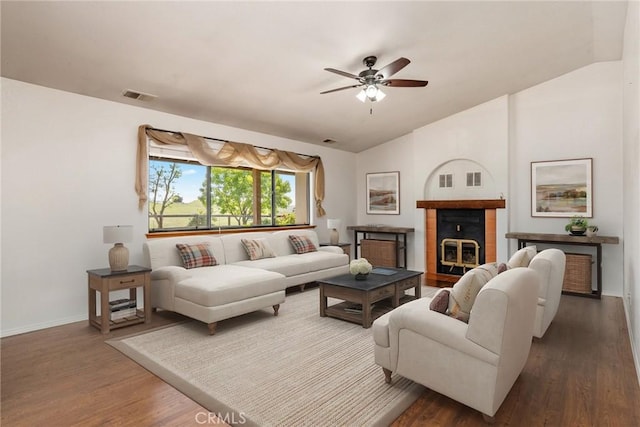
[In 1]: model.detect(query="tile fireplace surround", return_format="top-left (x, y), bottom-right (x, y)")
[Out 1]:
top-left (416, 199), bottom-right (506, 283)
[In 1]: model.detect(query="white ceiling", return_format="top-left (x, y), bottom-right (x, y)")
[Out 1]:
top-left (1, 1), bottom-right (628, 153)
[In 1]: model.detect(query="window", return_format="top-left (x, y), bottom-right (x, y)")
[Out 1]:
top-left (439, 174), bottom-right (453, 188)
top-left (466, 172), bottom-right (482, 187)
top-left (148, 157), bottom-right (309, 231)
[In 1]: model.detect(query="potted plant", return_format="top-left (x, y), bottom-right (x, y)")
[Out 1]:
top-left (565, 215), bottom-right (589, 236)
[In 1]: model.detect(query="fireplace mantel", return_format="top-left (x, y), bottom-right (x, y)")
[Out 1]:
top-left (416, 199), bottom-right (506, 210)
top-left (417, 199), bottom-right (505, 283)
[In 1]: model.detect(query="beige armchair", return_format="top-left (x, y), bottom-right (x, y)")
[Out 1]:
top-left (527, 248), bottom-right (566, 338)
top-left (373, 268), bottom-right (539, 421)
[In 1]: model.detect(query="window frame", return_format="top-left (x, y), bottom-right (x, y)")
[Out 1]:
top-left (147, 156), bottom-right (310, 234)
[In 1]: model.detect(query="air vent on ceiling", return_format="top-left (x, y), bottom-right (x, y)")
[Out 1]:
top-left (122, 89), bottom-right (157, 102)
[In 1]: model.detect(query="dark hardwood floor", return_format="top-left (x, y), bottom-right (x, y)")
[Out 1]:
top-left (2, 294), bottom-right (639, 426)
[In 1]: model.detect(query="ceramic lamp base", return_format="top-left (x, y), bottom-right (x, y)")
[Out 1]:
top-left (329, 229), bottom-right (339, 245)
top-left (109, 243), bottom-right (129, 271)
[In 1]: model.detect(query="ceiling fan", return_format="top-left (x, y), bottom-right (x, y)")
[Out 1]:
top-left (321, 56), bottom-right (428, 102)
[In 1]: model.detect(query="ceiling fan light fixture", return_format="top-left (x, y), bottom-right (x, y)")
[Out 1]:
top-left (365, 84), bottom-right (378, 98)
top-left (373, 88), bottom-right (386, 102)
top-left (357, 84), bottom-right (386, 103)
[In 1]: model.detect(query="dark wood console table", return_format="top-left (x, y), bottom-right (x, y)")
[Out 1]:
top-left (505, 232), bottom-right (619, 299)
top-left (347, 225), bottom-right (414, 268)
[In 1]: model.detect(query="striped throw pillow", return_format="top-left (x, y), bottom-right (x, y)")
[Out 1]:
top-left (241, 238), bottom-right (276, 261)
top-left (175, 243), bottom-right (217, 269)
top-left (288, 234), bottom-right (317, 254)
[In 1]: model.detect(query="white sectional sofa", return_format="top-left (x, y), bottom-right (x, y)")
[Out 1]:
top-left (143, 229), bottom-right (349, 334)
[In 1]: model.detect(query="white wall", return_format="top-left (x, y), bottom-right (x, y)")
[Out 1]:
top-left (0, 78), bottom-right (356, 336)
top-left (510, 61), bottom-right (624, 297)
top-left (357, 62), bottom-right (624, 298)
top-left (622, 0), bottom-right (640, 384)
top-left (354, 133), bottom-right (419, 267)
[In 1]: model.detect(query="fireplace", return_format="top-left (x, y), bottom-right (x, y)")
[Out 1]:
top-left (416, 199), bottom-right (506, 283)
top-left (436, 208), bottom-right (485, 276)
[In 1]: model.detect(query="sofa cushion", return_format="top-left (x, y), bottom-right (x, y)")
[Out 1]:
top-left (507, 245), bottom-right (537, 268)
top-left (297, 251), bottom-right (347, 272)
top-left (175, 265), bottom-right (285, 307)
top-left (288, 234), bottom-right (317, 254)
top-left (241, 238), bottom-right (276, 261)
top-left (175, 243), bottom-right (218, 269)
top-left (234, 255), bottom-right (309, 277)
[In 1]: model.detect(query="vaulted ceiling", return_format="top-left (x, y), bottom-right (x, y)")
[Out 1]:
top-left (1, 1), bottom-right (628, 152)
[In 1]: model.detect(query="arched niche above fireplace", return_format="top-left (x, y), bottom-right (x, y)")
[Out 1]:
top-left (423, 159), bottom-right (497, 201)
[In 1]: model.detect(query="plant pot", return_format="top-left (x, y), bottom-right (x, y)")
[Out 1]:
top-left (354, 273), bottom-right (369, 281)
top-left (570, 226), bottom-right (586, 236)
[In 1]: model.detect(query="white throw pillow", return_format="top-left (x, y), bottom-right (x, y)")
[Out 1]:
top-left (449, 266), bottom-right (495, 322)
top-left (241, 238), bottom-right (277, 261)
top-left (507, 245), bottom-right (537, 268)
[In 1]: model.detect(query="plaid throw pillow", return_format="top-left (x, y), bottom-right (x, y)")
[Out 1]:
top-left (288, 234), bottom-right (317, 254)
top-left (175, 243), bottom-right (217, 269)
top-left (241, 238), bottom-right (276, 261)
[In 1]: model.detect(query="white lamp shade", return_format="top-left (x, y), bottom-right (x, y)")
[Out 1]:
top-left (103, 225), bottom-right (133, 244)
top-left (326, 219), bottom-right (341, 230)
top-left (373, 88), bottom-right (386, 101)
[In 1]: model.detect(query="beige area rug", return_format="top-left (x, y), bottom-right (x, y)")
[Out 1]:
top-left (108, 286), bottom-right (438, 427)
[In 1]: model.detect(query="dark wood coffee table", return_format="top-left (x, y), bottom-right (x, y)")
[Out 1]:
top-left (318, 268), bottom-right (423, 328)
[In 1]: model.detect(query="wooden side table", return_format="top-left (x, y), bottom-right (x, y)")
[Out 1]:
top-left (87, 265), bottom-right (151, 334)
top-left (320, 242), bottom-right (352, 260)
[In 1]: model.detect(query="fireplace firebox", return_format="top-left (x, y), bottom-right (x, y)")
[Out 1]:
top-left (436, 209), bottom-right (485, 276)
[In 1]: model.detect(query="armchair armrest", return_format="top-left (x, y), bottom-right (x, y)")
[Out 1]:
top-left (388, 299), bottom-right (499, 368)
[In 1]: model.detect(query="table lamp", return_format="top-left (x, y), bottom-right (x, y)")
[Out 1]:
top-left (103, 225), bottom-right (133, 271)
top-left (327, 219), bottom-right (341, 245)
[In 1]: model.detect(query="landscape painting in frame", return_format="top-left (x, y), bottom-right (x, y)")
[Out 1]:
top-left (531, 158), bottom-right (593, 217)
top-left (366, 171), bottom-right (400, 215)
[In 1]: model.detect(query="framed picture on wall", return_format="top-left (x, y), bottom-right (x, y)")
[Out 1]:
top-left (366, 171), bottom-right (400, 215)
top-left (531, 158), bottom-right (593, 217)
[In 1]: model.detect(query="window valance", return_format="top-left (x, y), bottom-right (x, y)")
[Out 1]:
top-left (136, 124), bottom-right (325, 216)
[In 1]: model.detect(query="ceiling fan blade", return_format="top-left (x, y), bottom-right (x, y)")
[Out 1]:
top-left (376, 58), bottom-right (410, 80)
top-left (320, 84), bottom-right (363, 94)
top-left (324, 68), bottom-right (360, 80)
top-left (381, 79), bottom-right (429, 87)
